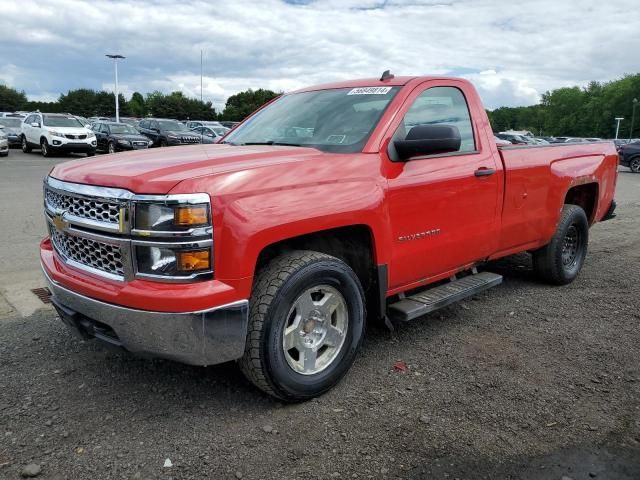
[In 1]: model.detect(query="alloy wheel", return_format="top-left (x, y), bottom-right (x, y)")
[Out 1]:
top-left (282, 284), bottom-right (348, 375)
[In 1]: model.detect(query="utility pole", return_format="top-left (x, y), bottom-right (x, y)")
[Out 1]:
top-left (200, 50), bottom-right (203, 104)
top-left (615, 117), bottom-right (624, 140)
top-left (630, 98), bottom-right (638, 140)
top-left (106, 54), bottom-right (126, 122)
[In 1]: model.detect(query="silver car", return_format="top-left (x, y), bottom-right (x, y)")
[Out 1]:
top-left (0, 127), bottom-right (9, 157)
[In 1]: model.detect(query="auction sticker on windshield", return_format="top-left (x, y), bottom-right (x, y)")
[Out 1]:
top-left (347, 87), bottom-right (392, 95)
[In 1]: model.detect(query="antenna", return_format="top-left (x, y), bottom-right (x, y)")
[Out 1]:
top-left (380, 70), bottom-right (394, 82)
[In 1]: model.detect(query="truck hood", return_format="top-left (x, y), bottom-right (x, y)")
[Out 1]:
top-left (49, 144), bottom-right (329, 194)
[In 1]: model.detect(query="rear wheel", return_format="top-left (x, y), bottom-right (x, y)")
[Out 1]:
top-left (239, 251), bottom-right (366, 402)
top-left (533, 204), bottom-right (589, 285)
top-left (41, 138), bottom-right (51, 157)
top-left (630, 156), bottom-right (640, 173)
top-left (21, 136), bottom-right (32, 153)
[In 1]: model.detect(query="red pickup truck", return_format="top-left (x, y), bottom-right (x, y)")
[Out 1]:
top-left (41, 75), bottom-right (618, 401)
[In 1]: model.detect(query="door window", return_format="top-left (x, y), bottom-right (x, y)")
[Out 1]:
top-left (395, 86), bottom-right (475, 153)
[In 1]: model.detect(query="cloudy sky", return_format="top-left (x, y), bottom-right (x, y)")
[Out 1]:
top-left (1, 0), bottom-right (638, 111)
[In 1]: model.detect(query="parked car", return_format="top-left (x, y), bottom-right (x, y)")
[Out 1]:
top-left (186, 120), bottom-right (222, 130)
top-left (190, 125), bottom-right (230, 142)
top-left (74, 116), bottom-right (92, 127)
top-left (494, 135), bottom-right (511, 146)
top-left (496, 133), bottom-right (530, 144)
top-left (218, 121), bottom-right (241, 129)
top-left (40, 75), bottom-right (618, 401)
top-left (0, 127), bottom-right (8, 157)
top-left (0, 117), bottom-right (23, 147)
top-left (618, 141), bottom-right (640, 173)
top-left (21, 113), bottom-right (96, 157)
top-left (92, 121), bottom-right (152, 154)
top-left (137, 118), bottom-right (208, 146)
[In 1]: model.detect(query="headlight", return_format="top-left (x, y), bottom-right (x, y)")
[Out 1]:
top-left (0, 133), bottom-right (7, 140)
top-left (167, 134), bottom-right (179, 140)
top-left (50, 130), bottom-right (66, 137)
top-left (135, 202), bottom-right (210, 232)
top-left (86, 132), bottom-right (96, 138)
top-left (118, 139), bottom-right (131, 145)
top-left (135, 246), bottom-right (211, 277)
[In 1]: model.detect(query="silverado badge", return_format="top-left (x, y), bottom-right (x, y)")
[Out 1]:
top-left (52, 214), bottom-right (68, 233)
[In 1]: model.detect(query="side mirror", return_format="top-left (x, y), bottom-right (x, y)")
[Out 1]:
top-left (394, 125), bottom-right (461, 161)
top-left (31, 122), bottom-right (40, 128)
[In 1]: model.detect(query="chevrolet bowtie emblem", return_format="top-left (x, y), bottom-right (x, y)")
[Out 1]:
top-left (52, 214), bottom-right (68, 232)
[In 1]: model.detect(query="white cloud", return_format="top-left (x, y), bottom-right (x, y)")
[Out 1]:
top-left (0, 0), bottom-right (638, 111)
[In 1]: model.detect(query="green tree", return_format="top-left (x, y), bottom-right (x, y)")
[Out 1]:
top-left (0, 85), bottom-right (28, 111)
top-left (221, 88), bottom-right (280, 121)
top-left (129, 92), bottom-right (146, 117)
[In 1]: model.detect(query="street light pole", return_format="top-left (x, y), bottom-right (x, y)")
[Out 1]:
top-left (630, 98), bottom-right (638, 140)
top-left (106, 54), bottom-right (126, 123)
top-left (615, 117), bottom-right (624, 140)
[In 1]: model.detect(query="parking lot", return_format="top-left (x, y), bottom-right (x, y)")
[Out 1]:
top-left (1, 149), bottom-right (639, 479)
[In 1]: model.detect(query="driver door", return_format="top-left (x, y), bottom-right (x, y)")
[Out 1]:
top-left (385, 81), bottom-right (502, 290)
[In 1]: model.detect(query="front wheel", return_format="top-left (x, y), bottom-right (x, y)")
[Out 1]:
top-left (108, 141), bottom-right (116, 154)
top-left (159, 139), bottom-right (168, 147)
top-left (533, 204), bottom-right (589, 285)
top-left (239, 251), bottom-right (365, 402)
top-left (21, 136), bottom-right (32, 153)
top-left (630, 156), bottom-right (640, 173)
top-left (41, 138), bottom-right (51, 157)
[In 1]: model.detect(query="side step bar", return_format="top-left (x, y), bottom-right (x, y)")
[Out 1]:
top-left (388, 272), bottom-right (503, 322)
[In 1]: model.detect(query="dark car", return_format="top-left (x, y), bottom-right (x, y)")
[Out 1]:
top-left (619, 141), bottom-right (640, 173)
top-left (0, 117), bottom-right (23, 146)
top-left (92, 122), bottom-right (152, 154)
top-left (137, 118), bottom-right (209, 147)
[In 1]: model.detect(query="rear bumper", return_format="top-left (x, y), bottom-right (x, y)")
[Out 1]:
top-left (43, 266), bottom-right (249, 366)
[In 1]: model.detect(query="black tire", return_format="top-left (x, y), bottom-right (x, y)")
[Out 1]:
top-left (630, 156), bottom-right (640, 173)
top-left (239, 250), bottom-right (366, 402)
top-left (41, 138), bottom-right (51, 157)
top-left (533, 204), bottom-right (589, 285)
top-left (159, 139), bottom-right (168, 147)
top-left (108, 141), bottom-right (116, 154)
top-left (21, 136), bottom-right (32, 153)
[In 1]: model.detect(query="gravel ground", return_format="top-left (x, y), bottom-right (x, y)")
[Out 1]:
top-left (0, 159), bottom-right (639, 479)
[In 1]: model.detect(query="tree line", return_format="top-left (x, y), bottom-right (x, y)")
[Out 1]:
top-left (0, 85), bottom-right (280, 122)
top-left (2, 73), bottom-right (639, 136)
top-left (487, 73), bottom-right (640, 138)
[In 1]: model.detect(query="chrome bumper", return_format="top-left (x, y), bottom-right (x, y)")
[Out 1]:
top-left (43, 268), bottom-right (249, 366)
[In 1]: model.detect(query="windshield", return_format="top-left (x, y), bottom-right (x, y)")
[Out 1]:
top-left (0, 118), bottom-right (21, 128)
top-left (43, 116), bottom-right (84, 128)
top-left (224, 86), bottom-right (399, 153)
top-left (157, 120), bottom-right (189, 131)
top-left (109, 124), bottom-right (138, 134)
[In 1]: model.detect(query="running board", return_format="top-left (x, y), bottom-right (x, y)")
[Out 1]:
top-left (387, 272), bottom-right (503, 322)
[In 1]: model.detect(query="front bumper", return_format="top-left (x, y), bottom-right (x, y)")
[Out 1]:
top-left (49, 141), bottom-right (96, 153)
top-left (43, 266), bottom-right (249, 366)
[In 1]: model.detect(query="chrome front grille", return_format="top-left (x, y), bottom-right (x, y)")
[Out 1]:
top-left (45, 187), bottom-right (121, 225)
top-left (181, 136), bottom-right (200, 143)
top-left (48, 224), bottom-right (124, 277)
top-left (44, 177), bottom-right (212, 283)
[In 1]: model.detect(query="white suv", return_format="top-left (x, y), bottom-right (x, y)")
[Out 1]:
top-left (21, 113), bottom-right (97, 157)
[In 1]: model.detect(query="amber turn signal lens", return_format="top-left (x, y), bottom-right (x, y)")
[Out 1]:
top-left (174, 206), bottom-right (208, 226)
top-left (177, 250), bottom-right (211, 272)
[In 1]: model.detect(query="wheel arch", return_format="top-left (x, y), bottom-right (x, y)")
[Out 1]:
top-left (254, 224), bottom-right (386, 322)
top-left (564, 182), bottom-right (599, 224)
